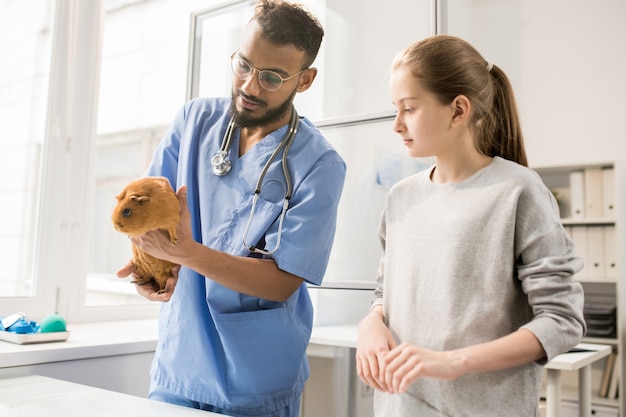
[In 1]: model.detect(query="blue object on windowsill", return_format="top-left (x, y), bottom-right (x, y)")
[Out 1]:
top-left (0, 312), bottom-right (69, 345)
top-left (1, 313), bottom-right (40, 334)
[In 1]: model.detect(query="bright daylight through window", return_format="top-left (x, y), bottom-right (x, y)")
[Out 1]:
top-left (1, 0), bottom-right (217, 317)
top-left (0, 1), bottom-right (53, 298)
top-left (88, 0), bottom-right (211, 306)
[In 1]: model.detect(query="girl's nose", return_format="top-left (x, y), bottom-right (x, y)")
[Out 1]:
top-left (392, 114), bottom-right (405, 133)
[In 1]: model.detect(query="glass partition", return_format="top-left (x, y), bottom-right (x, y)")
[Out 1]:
top-left (187, 0), bottom-right (434, 123)
top-left (320, 118), bottom-right (433, 287)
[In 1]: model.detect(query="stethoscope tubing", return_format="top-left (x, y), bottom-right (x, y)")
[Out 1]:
top-left (212, 106), bottom-right (299, 255)
top-left (252, 108), bottom-right (297, 199)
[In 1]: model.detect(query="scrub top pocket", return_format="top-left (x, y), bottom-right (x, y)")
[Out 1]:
top-left (221, 192), bottom-right (283, 256)
top-left (213, 307), bottom-right (308, 396)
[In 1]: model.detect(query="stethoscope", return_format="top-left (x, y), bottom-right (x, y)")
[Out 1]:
top-left (210, 107), bottom-right (299, 255)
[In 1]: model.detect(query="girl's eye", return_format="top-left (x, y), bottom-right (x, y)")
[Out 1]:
top-left (403, 107), bottom-right (414, 113)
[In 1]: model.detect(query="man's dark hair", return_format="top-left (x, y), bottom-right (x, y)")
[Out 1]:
top-left (252, 0), bottom-right (324, 67)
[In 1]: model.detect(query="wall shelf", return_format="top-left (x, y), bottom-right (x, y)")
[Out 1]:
top-left (535, 162), bottom-right (621, 414)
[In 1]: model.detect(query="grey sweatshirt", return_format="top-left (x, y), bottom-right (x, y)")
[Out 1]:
top-left (372, 157), bottom-right (586, 417)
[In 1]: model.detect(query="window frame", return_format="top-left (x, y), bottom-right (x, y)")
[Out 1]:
top-left (1, 0), bottom-right (161, 322)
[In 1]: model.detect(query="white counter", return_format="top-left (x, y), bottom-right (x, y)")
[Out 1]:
top-left (0, 321), bottom-right (611, 417)
top-left (310, 325), bottom-right (357, 348)
top-left (1, 321), bottom-right (606, 371)
top-left (0, 319), bottom-right (158, 368)
top-left (0, 319), bottom-right (160, 397)
top-left (0, 321), bottom-right (353, 369)
top-left (0, 375), bottom-right (219, 416)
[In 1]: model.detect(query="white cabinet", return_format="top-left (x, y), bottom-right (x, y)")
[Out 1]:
top-left (302, 345), bottom-right (373, 417)
top-left (536, 163), bottom-right (621, 415)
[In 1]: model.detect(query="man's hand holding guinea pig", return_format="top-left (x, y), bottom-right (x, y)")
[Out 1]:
top-left (117, 260), bottom-right (180, 302)
top-left (117, 186), bottom-right (191, 302)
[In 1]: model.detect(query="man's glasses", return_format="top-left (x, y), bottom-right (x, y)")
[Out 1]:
top-left (230, 52), bottom-right (306, 91)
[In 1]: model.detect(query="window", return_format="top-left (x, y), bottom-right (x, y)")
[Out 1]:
top-left (86, 0), bottom-right (213, 313)
top-left (2, 0), bottom-right (434, 322)
top-left (1, 0), bottom-right (213, 321)
top-left (0, 0), bottom-right (54, 311)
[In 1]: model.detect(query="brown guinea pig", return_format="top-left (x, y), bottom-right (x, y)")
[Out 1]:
top-left (111, 176), bottom-right (180, 292)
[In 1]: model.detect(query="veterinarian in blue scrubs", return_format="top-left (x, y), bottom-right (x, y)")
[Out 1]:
top-left (116, 1), bottom-right (345, 416)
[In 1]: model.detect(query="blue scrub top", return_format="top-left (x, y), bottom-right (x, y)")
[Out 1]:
top-left (145, 97), bottom-right (346, 415)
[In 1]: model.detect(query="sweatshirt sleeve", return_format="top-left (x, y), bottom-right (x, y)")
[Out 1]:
top-left (516, 175), bottom-right (586, 362)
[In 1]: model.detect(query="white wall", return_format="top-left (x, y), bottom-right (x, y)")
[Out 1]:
top-left (446, 0), bottom-right (626, 168)
top-left (520, 1), bottom-right (626, 168)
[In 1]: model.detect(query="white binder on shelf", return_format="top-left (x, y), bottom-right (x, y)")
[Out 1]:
top-left (587, 226), bottom-right (605, 281)
top-left (604, 225), bottom-right (617, 281)
top-left (602, 167), bottom-right (615, 219)
top-left (583, 167), bottom-right (604, 219)
top-left (568, 171), bottom-right (586, 219)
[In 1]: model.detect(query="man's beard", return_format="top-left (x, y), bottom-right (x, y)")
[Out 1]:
top-left (229, 88), bottom-right (296, 129)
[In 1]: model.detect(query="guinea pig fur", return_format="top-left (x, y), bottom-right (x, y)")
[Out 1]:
top-left (112, 176), bottom-right (180, 292)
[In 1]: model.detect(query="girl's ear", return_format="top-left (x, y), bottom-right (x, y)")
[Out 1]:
top-left (451, 95), bottom-right (471, 127)
top-left (296, 68), bottom-right (318, 93)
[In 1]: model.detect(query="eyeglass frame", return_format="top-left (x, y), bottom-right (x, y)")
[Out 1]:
top-left (230, 51), bottom-right (308, 91)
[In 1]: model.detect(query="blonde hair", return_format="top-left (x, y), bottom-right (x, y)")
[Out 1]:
top-left (392, 35), bottom-right (527, 166)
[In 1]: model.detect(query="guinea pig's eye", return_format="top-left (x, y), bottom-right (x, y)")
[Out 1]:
top-left (122, 208), bottom-right (132, 217)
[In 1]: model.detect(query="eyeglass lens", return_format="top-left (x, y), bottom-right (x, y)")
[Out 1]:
top-left (231, 57), bottom-right (284, 91)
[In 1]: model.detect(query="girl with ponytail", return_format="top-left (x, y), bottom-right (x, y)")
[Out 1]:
top-left (356, 35), bottom-right (585, 417)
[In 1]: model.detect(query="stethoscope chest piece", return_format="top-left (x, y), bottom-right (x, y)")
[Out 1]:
top-left (211, 116), bottom-right (237, 176)
top-left (211, 151), bottom-right (232, 176)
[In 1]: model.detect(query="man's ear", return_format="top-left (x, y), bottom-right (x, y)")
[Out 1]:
top-left (451, 95), bottom-right (471, 127)
top-left (296, 67), bottom-right (318, 93)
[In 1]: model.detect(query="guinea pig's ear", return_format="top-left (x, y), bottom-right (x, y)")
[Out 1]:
top-left (115, 191), bottom-right (126, 201)
top-left (130, 195), bottom-right (151, 204)
top-left (156, 177), bottom-right (169, 188)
